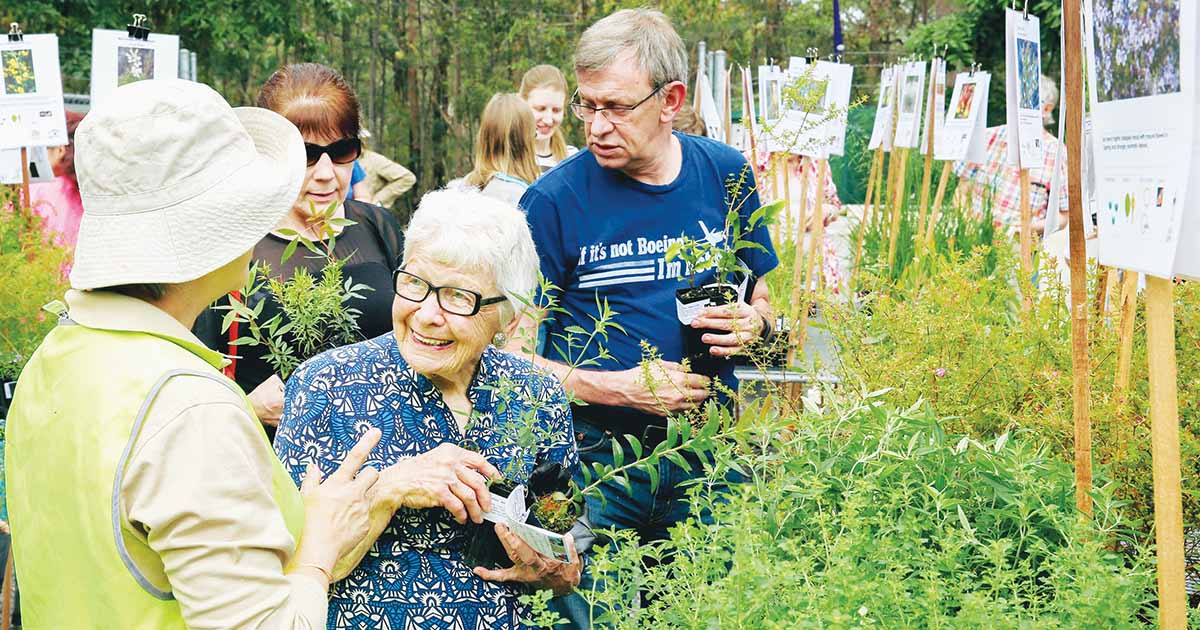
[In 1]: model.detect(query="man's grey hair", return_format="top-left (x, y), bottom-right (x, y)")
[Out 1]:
top-left (403, 188), bottom-right (539, 326)
top-left (574, 8), bottom-right (688, 88)
top-left (1040, 74), bottom-right (1059, 126)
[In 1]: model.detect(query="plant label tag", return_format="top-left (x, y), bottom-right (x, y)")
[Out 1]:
top-left (507, 520), bottom-right (571, 563)
top-left (481, 484), bottom-right (528, 525)
top-left (676, 294), bottom-right (711, 325)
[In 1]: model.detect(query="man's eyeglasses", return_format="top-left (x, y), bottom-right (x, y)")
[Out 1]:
top-left (304, 137), bottom-right (362, 167)
top-left (392, 269), bottom-right (507, 316)
top-left (570, 84), bottom-right (665, 125)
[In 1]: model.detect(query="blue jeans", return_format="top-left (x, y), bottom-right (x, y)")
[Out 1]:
top-left (549, 419), bottom-right (742, 628)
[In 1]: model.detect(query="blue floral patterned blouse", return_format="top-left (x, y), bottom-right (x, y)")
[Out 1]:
top-left (275, 333), bottom-right (578, 630)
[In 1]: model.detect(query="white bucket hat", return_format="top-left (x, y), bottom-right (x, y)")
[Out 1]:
top-left (69, 79), bottom-right (306, 290)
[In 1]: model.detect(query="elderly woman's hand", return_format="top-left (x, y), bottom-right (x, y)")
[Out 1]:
top-left (380, 443), bottom-right (502, 524)
top-left (473, 525), bottom-right (582, 595)
top-left (292, 428), bottom-right (382, 578)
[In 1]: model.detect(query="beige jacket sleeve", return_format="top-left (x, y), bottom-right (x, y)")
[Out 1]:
top-left (121, 376), bottom-right (327, 630)
top-left (363, 151), bottom-right (416, 209)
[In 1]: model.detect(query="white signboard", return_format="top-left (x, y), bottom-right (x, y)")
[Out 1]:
top-left (1086, 0), bottom-right (1193, 278)
top-left (867, 66), bottom-right (896, 151)
top-left (920, 58), bottom-right (947, 155)
top-left (893, 61), bottom-right (926, 148)
top-left (1005, 9), bottom-right (1046, 168)
top-left (0, 34), bottom-right (68, 149)
top-left (0, 146), bottom-right (53, 184)
top-left (815, 60), bottom-right (854, 157)
top-left (936, 71), bottom-right (991, 163)
top-left (89, 29), bottom-right (180, 108)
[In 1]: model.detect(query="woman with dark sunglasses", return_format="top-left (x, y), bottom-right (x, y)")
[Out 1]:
top-left (194, 63), bottom-right (405, 433)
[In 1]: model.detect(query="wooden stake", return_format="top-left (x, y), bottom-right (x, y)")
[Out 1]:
top-left (783, 155), bottom-right (793, 245)
top-left (1092, 265), bottom-right (1110, 325)
top-left (1062, 0), bottom-right (1092, 516)
top-left (1102, 267), bottom-right (1118, 320)
top-left (793, 159), bottom-right (826, 365)
top-left (785, 158), bottom-right (812, 366)
top-left (1018, 168), bottom-right (1033, 311)
top-left (1146, 275), bottom-right (1188, 629)
top-left (925, 161), bottom-right (954, 245)
top-left (917, 67), bottom-right (939, 241)
top-left (19, 147), bottom-right (31, 212)
top-left (1115, 270), bottom-right (1138, 394)
top-left (886, 148), bottom-right (910, 270)
top-left (853, 149), bottom-right (883, 276)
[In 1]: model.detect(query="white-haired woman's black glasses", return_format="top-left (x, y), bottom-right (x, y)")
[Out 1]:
top-left (393, 269), bottom-right (507, 316)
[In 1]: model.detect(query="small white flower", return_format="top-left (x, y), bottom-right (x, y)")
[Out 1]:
top-left (858, 606), bottom-right (869, 616)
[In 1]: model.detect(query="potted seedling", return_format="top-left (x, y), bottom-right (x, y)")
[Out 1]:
top-left (665, 199), bottom-right (783, 378)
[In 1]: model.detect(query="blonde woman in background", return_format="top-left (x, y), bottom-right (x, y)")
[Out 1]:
top-left (519, 65), bottom-right (578, 172)
top-left (453, 93), bottom-right (542, 206)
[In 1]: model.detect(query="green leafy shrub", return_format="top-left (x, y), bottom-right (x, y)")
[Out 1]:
top-left (571, 393), bottom-right (1154, 629)
top-left (0, 187), bottom-right (70, 382)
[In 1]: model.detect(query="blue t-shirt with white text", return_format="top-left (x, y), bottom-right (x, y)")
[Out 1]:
top-left (521, 132), bottom-right (778, 432)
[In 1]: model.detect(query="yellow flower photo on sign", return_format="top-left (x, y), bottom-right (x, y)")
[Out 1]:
top-left (2, 48), bottom-right (37, 95)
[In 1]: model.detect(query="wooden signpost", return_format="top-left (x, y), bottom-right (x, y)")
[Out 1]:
top-left (18, 147), bottom-right (31, 211)
top-left (1114, 270), bottom-right (1138, 394)
top-left (852, 148), bottom-right (884, 274)
top-left (785, 158), bottom-right (812, 365)
top-left (916, 58), bottom-right (943, 241)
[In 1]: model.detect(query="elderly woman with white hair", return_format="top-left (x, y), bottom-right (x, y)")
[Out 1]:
top-left (274, 187), bottom-right (581, 629)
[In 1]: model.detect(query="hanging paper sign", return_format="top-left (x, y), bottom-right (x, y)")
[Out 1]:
top-left (0, 34), bottom-right (68, 149)
top-left (936, 71), bottom-right (991, 162)
top-left (892, 61), bottom-right (926, 148)
top-left (1086, 0), bottom-right (1193, 278)
top-left (920, 58), bottom-right (947, 155)
top-left (1005, 9), bottom-right (1045, 169)
top-left (815, 60), bottom-right (854, 157)
top-left (0, 146), bottom-right (53, 184)
top-left (867, 66), bottom-right (895, 151)
top-left (757, 64), bottom-right (786, 153)
top-left (89, 29), bottom-right (180, 108)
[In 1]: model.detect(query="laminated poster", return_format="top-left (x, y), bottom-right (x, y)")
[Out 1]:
top-left (867, 66), bottom-right (895, 151)
top-left (920, 58), bottom-right (947, 155)
top-left (892, 61), bottom-right (926, 149)
top-left (1005, 9), bottom-right (1045, 168)
top-left (814, 60), bottom-right (854, 157)
top-left (757, 64), bottom-right (785, 153)
top-left (935, 71), bottom-right (990, 163)
top-left (0, 145), bottom-right (53, 185)
top-left (1086, 0), bottom-right (1194, 278)
top-left (0, 34), bottom-right (68, 150)
top-left (90, 29), bottom-right (180, 108)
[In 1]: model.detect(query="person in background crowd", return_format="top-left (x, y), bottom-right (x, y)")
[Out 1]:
top-left (357, 127), bottom-right (417, 217)
top-left (349, 160), bottom-right (371, 203)
top-left (452, 93), bottom-right (542, 206)
top-left (520, 65), bottom-right (579, 172)
top-left (671, 102), bottom-right (707, 137)
top-left (275, 187), bottom-right (581, 629)
top-left (514, 9), bottom-right (778, 627)
top-left (954, 74), bottom-right (1067, 235)
top-left (29, 110), bottom-right (85, 251)
top-left (193, 63), bottom-right (405, 432)
top-left (6, 78), bottom-right (383, 630)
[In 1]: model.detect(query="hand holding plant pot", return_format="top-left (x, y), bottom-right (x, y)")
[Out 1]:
top-left (689, 301), bottom-right (766, 359)
top-left (473, 523), bottom-right (581, 596)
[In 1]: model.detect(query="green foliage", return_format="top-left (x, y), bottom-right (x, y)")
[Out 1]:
top-left (0, 187), bottom-right (70, 381)
top-left (573, 393), bottom-right (1155, 628)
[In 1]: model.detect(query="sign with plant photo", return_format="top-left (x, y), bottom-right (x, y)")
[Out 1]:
top-left (1005, 8), bottom-right (1045, 169)
top-left (89, 29), bottom-right (180, 107)
top-left (919, 58), bottom-right (947, 156)
top-left (868, 65), bottom-right (897, 151)
top-left (1086, 0), bottom-right (1198, 278)
top-left (0, 34), bottom-right (68, 149)
top-left (935, 70), bottom-right (990, 163)
top-left (892, 60), bottom-right (927, 148)
top-left (0, 145), bottom-right (53, 184)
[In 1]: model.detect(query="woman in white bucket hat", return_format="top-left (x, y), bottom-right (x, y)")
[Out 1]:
top-left (5, 79), bottom-right (384, 629)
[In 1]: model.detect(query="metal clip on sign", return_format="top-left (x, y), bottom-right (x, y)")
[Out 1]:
top-left (1022, 0), bottom-right (1030, 20)
top-left (805, 47), bottom-right (819, 64)
top-left (126, 13), bottom-right (151, 41)
top-left (7, 22), bottom-right (22, 42)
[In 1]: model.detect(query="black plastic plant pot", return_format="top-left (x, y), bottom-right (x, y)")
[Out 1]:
top-left (460, 478), bottom-right (521, 570)
top-left (677, 284), bottom-right (738, 378)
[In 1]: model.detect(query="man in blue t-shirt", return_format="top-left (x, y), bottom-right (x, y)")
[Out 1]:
top-left (515, 8), bottom-right (778, 626)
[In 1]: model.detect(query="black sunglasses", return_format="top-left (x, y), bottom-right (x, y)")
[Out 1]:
top-left (304, 137), bottom-right (362, 167)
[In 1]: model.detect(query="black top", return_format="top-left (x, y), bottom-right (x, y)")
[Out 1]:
top-left (194, 200), bottom-right (404, 395)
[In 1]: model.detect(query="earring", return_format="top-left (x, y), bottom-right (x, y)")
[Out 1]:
top-left (492, 332), bottom-right (509, 347)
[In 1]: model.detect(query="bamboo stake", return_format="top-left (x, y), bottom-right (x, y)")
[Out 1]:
top-left (785, 158), bottom-right (812, 366)
top-left (886, 148), bottom-right (909, 270)
top-left (1018, 169), bottom-right (1033, 311)
top-left (1115, 270), bottom-right (1138, 394)
top-left (1146, 275), bottom-right (1188, 629)
top-left (917, 66), bottom-right (939, 241)
top-left (794, 159), bottom-right (827, 365)
top-left (853, 149), bottom-right (883, 276)
top-left (925, 161), bottom-right (954, 245)
top-left (1092, 265), bottom-right (1110, 326)
top-left (1102, 267), bottom-right (1118, 319)
top-left (1062, 0), bottom-right (1091, 516)
top-left (19, 147), bottom-right (31, 212)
